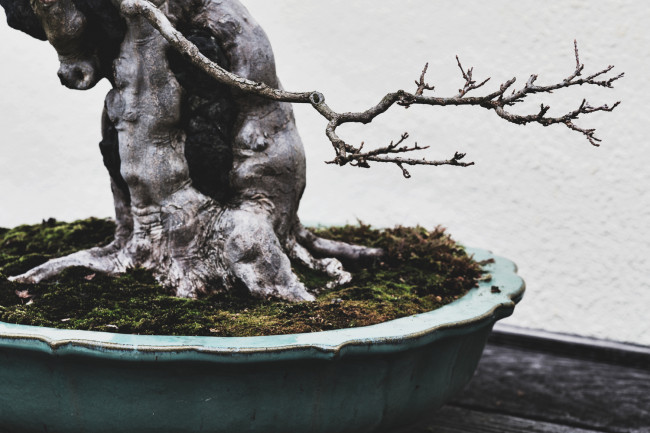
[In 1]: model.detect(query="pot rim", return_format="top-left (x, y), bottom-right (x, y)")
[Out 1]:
top-left (0, 247), bottom-right (524, 363)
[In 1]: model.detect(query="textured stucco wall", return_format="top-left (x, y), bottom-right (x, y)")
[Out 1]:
top-left (0, 1), bottom-right (648, 344)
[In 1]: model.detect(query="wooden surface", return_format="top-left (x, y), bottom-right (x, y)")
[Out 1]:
top-left (409, 325), bottom-right (650, 433)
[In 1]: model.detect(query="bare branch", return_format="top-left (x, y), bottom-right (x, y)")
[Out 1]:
top-left (128, 0), bottom-right (623, 177)
top-left (456, 56), bottom-right (491, 98)
top-left (119, 0), bottom-right (314, 104)
top-left (367, 151), bottom-right (475, 179)
top-left (416, 63), bottom-right (436, 96)
top-left (325, 133), bottom-right (474, 179)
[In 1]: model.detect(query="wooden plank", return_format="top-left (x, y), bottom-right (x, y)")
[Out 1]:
top-left (491, 325), bottom-right (650, 369)
top-left (411, 405), bottom-right (604, 433)
top-left (449, 344), bottom-right (650, 433)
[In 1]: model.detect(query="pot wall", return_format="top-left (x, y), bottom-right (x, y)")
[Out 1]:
top-left (0, 249), bottom-right (523, 433)
top-left (0, 325), bottom-right (492, 433)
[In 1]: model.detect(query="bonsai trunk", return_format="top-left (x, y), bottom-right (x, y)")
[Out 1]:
top-left (8, 0), bottom-right (381, 301)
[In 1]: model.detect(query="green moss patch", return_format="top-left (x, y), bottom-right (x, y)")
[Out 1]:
top-left (0, 219), bottom-right (483, 336)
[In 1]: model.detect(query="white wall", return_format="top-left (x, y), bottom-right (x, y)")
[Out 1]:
top-left (1, 1), bottom-right (648, 345)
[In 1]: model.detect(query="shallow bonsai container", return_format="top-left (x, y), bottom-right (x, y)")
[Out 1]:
top-left (0, 248), bottom-right (524, 433)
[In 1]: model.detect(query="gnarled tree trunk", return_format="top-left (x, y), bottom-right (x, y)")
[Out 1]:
top-left (2, 0), bottom-right (381, 301)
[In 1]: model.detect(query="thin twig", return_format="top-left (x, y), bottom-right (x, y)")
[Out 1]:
top-left (399, 63), bottom-right (435, 108)
top-left (456, 56), bottom-right (491, 98)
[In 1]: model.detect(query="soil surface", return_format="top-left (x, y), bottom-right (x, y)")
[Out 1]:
top-left (0, 219), bottom-right (483, 336)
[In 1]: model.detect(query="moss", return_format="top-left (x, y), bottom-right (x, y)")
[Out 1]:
top-left (0, 218), bottom-right (483, 337)
top-left (0, 217), bottom-right (113, 275)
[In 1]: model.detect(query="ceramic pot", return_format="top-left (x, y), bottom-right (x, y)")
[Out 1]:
top-left (0, 248), bottom-right (524, 433)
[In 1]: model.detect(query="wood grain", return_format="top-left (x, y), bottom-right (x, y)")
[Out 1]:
top-left (408, 327), bottom-right (650, 433)
top-left (414, 405), bottom-right (603, 433)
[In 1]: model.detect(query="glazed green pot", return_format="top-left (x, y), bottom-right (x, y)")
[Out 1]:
top-left (0, 248), bottom-right (524, 433)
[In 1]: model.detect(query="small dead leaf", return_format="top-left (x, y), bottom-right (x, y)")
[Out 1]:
top-left (15, 289), bottom-right (33, 299)
top-left (478, 273), bottom-right (492, 282)
top-left (84, 273), bottom-right (96, 281)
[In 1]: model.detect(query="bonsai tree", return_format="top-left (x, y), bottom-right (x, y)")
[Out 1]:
top-left (0, 0), bottom-right (622, 302)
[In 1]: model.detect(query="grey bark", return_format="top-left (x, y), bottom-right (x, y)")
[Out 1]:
top-left (7, 0), bottom-right (381, 301)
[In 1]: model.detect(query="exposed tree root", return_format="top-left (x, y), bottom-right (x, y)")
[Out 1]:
top-left (288, 241), bottom-right (352, 291)
top-left (8, 242), bottom-right (129, 284)
top-left (8, 216), bottom-right (386, 302)
top-left (295, 224), bottom-right (384, 265)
